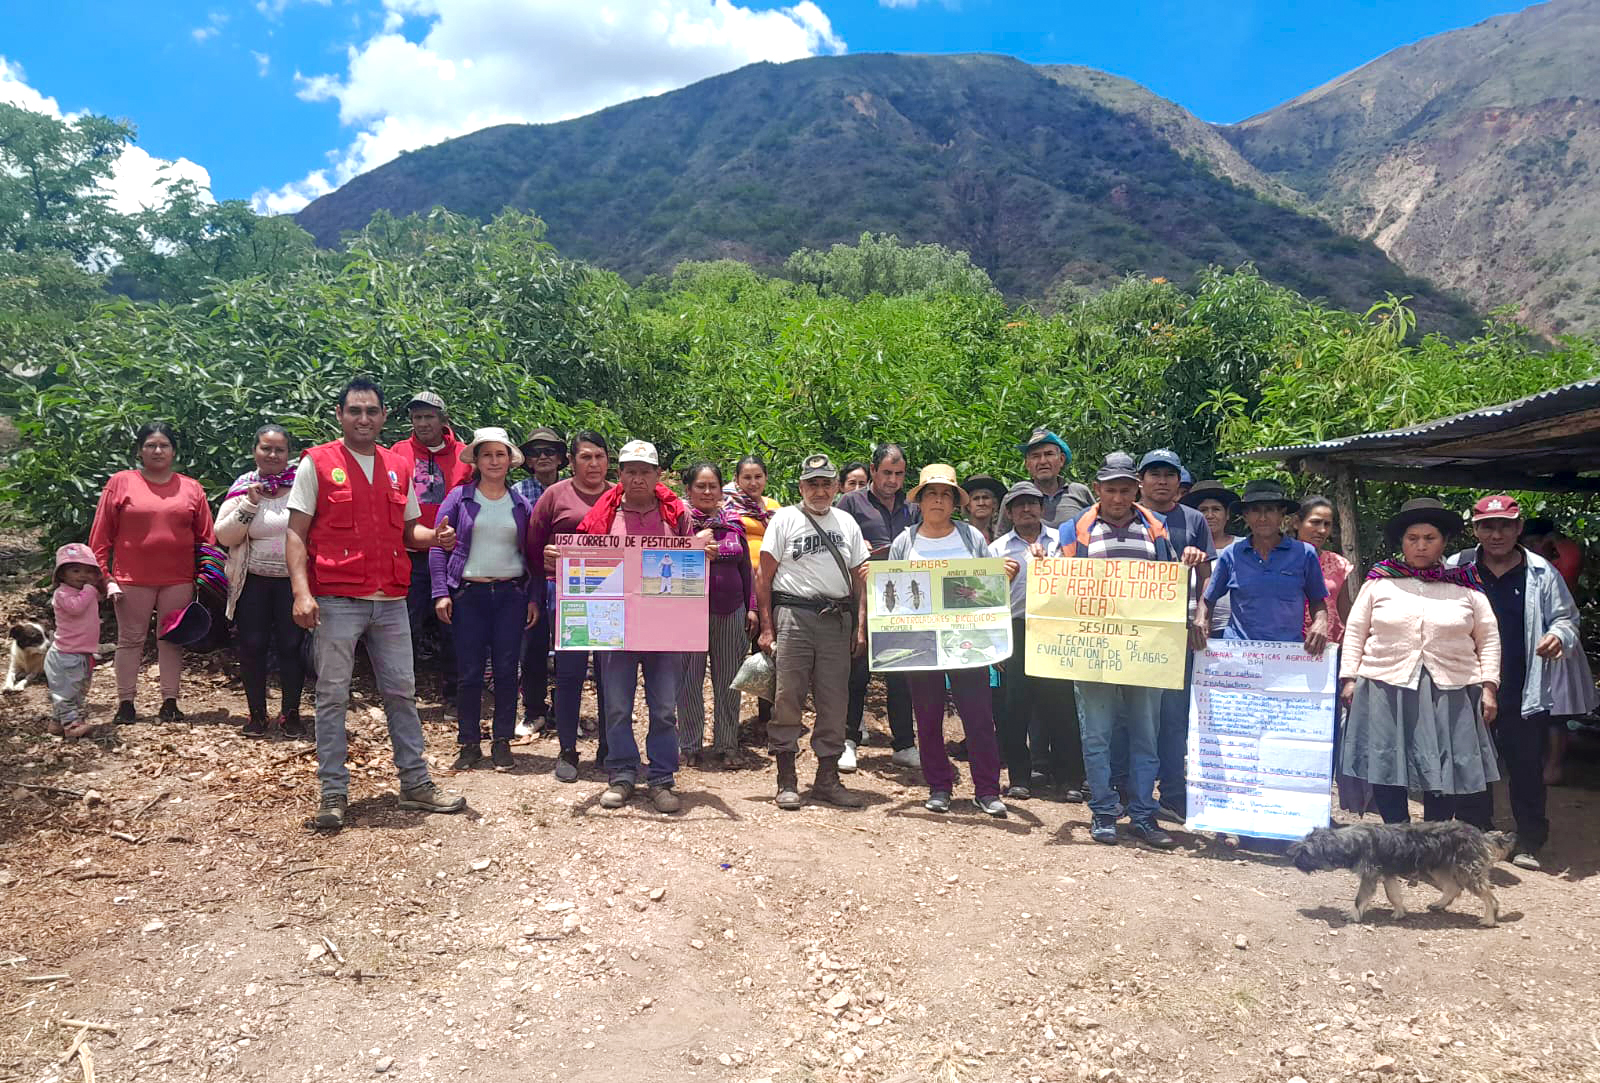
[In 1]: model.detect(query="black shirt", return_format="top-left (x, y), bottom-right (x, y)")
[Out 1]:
top-left (836, 487), bottom-right (920, 561)
top-left (1477, 550), bottom-right (1528, 703)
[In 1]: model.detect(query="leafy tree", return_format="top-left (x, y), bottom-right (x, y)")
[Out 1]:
top-left (784, 232), bottom-right (998, 301)
top-left (112, 181), bottom-right (318, 301)
top-left (0, 103), bottom-right (132, 261)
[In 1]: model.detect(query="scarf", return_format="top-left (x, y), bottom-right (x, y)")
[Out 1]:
top-left (577, 482), bottom-right (686, 535)
top-left (688, 504), bottom-right (747, 535)
top-left (225, 465), bottom-right (297, 501)
top-left (1365, 558), bottom-right (1483, 592)
top-left (725, 488), bottom-right (772, 525)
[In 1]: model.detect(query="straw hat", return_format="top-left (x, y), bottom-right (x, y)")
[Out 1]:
top-left (908, 463), bottom-right (969, 506)
top-left (458, 427), bottom-right (525, 467)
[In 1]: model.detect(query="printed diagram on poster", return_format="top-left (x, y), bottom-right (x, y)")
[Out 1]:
top-left (551, 534), bottom-right (707, 652)
top-left (1186, 640), bottom-right (1338, 840)
top-left (1024, 557), bottom-right (1189, 689)
top-left (867, 558), bottom-right (1012, 671)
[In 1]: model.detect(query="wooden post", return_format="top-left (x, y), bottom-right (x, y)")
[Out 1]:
top-left (1333, 465), bottom-right (1364, 598)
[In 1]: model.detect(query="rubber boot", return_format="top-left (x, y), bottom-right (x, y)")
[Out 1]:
top-left (775, 751), bottom-right (802, 811)
top-left (813, 756), bottom-right (866, 808)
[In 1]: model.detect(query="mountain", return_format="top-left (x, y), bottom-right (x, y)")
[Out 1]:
top-left (295, 53), bottom-right (1475, 332)
top-left (1223, 0), bottom-right (1600, 335)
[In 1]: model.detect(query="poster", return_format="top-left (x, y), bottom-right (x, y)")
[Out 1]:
top-left (551, 533), bottom-right (707, 653)
top-left (1185, 640), bottom-right (1338, 840)
top-left (866, 558), bottom-right (1012, 671)
top-left (1023, 557), bottom-right (1188, 689)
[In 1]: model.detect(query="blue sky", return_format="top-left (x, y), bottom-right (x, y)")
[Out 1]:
top-left (1, 0), bottom-right (1523, 213)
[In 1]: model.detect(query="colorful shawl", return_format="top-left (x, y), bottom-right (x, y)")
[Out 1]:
top-left (1365, 557), bottom-right (1483, 592)
top-left (225, 466), bottom-right (297, 501)
top-left (577, 482), bottom-right (686, 535)
top-left (725, 488), bottom-right (773, 525)
top-left (688, 503), bottom-right (747, 536)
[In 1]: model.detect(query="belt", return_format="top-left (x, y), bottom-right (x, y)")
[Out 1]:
top-left (772, 591), bottom-right (852, 615)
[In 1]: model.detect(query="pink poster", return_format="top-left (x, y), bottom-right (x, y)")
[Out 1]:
top-left (551, 534), bottom-right (707, 652)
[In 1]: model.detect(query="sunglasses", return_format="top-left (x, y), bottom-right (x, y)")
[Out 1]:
top-left (526, 446), bottom-right (563, 457)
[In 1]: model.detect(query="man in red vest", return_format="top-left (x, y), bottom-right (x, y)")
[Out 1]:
top-left (286, 378), bottom-right (467, 832)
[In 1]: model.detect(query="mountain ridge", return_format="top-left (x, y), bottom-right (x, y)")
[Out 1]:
top-left (295, 51), bottom-right (1475, 332)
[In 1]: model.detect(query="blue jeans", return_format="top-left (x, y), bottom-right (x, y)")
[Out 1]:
top-left (452, 581), bottom-right (526, 745)
top-left (520, 579), bottom-right (552, 721)
top-left (312, 596), bottom-right (431, 797)
top-left (551, 583), bottom-right (606, 754)
top-left (408, 552), bottom-right (455, 684)
top-left (1075, 681), bottom-right (1161, 823)
top-left (1109, 681), bottom-right (1189, 811)
top-left (600, 650), bottom-right (682, 786)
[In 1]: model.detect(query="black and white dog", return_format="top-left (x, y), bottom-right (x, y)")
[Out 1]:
top-left (1290, 821), bottom-right (1516, 927)
top-left (3, 622), bottom-right (51, 693)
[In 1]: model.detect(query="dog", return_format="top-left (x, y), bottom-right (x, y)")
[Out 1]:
top-left (1288, 821), bottom-right (1516, 927)
top-left (4, 622), bottom-right (51, 693)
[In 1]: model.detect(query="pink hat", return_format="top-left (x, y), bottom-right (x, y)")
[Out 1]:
top-left (54, 543), bottom-right (97, 572)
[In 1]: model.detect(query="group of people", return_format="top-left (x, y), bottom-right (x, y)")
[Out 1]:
top-left (42, 380), bottom-right (1589, 858)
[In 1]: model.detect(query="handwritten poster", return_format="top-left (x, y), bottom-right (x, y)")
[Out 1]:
top-left (551, 534), bottom-right (707, 653)
top-left (1024, 557), bottom-right (1188, 689)
top-left (1186, 640), bottom-right (1338, 840)
top-left (866, 558), bottom-right (1012, 671)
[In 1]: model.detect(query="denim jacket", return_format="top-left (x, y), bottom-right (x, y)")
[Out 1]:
top-left (427, 481), bottom-right (536, 601)
top-left (1445, 546), bottom-right (1581, 719)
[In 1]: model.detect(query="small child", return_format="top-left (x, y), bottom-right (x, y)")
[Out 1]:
top-left (47, 543), bottom-right (105, 739)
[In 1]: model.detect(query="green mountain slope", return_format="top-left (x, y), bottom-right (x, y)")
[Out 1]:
top-left (295, 53), bottom-right (1474, 332)
top-left (1224, 0), bottom-right (1600, 334)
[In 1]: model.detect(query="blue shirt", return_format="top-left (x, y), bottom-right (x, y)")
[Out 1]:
top-left (1150, 503), bottom-right (1215, 561)
top-left (1204, 535), bottom-right (1327, 643)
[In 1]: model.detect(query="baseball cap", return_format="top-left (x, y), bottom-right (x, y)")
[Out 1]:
top-left (618, 439), bottom-right (659, 466)
top-left (1472, 494), bottom-right (1522, 522)
top-left (1136, 448), bottom-right (1183, 474)
top-left (1094, 452), bottom-right (1139, 483)
top-left (1000, 480), bottom-right (1045, 509)
top-left (404, 391), bottom-right (446, 412)
top-left (798, 453), bottom-right (837, 481)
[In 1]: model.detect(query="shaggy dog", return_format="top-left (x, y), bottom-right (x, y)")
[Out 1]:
top-left (3, 622), bottom-right (50, 693)
top-left (1289, 821), bottom-right (1516, 926)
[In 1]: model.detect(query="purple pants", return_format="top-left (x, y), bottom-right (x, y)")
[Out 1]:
top-left (907, 669), bottom-right (1002, 799)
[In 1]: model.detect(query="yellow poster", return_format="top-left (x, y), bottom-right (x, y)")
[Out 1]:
top-left (1024, 557), bottom-right (1188, 689)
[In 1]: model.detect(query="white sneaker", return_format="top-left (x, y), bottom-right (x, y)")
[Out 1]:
top-left (838, 740), bottom-right (858, 773)
top-left (890, 746), bottom-right (921, 770)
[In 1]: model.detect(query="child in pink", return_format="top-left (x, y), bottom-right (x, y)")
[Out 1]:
top-left (47, 543), bottom-right (105, 738)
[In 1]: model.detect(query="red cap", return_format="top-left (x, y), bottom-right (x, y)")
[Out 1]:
top-left (1472, 494), bottom-right (1521, 521)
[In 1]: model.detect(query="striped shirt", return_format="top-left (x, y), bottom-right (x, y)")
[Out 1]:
top-left (1083, 515), bottom-right (1157, 561)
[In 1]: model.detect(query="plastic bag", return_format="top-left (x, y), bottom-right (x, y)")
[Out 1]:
top-left (730, 649), bottom-right (776, 702)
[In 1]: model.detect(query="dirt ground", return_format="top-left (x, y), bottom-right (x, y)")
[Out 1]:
top-left (2, 543), bottom-right (1599, 1083)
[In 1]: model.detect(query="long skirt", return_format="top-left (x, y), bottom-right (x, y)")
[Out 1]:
top-left (1340, 667), bottom-right (1500, 795)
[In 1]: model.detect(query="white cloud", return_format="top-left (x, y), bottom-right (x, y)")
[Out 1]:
top-left (253, 50), bottom-right (272, 76)
top-left (191, 12), bottom-right (229, 43)
top-left (251, 0), bottom-right (846, 214)
top-left (0, 56), bottom-right (214, 215)
top-left (256, 0), bottom-right (330, 21)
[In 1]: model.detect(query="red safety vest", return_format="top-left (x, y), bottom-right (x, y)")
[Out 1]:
top-left (304, 440), bottom-right (412, 599)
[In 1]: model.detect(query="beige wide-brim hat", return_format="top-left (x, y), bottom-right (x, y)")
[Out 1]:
top-left (908, 463), bottom-right (969, 507)
top-left (459, 427), bottom-right (525, 467)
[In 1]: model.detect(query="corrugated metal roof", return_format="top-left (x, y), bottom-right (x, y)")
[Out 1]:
top-left (1240, 378), bottom-right (1600, 475)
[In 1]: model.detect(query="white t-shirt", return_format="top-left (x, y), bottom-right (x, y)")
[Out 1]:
top-left (287, 447), bottom-right (421, 520)
top-left (907, 528), bottom-right (970, 561)
top-left (764, 505), bottom-right (868, 600)
top-left (245, 489), bottom-right (292, 577)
